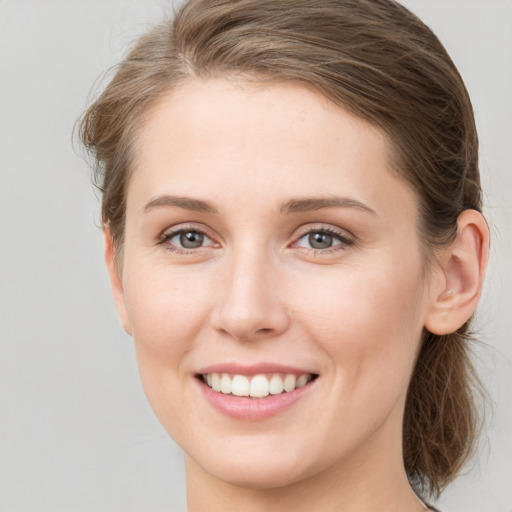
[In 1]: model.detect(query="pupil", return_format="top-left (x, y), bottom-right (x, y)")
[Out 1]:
top-left (180, 231), bottom-right (204, 249)
top-left (309, 232), bottom-right (333, 249)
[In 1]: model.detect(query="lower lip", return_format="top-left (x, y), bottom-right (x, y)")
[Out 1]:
top-left (196, 377), bottom-right (317, 421)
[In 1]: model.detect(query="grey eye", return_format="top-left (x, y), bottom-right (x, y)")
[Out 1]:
top-left (308, 232), bottom-right (334, 249)
top-left (295, 229), bottom-right (347, 251)
top-left (178, 230), bottom-right (205, 249)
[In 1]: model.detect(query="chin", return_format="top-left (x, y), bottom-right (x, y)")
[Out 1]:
top-left (182, 431), bottom-right (331, 491)
top-left (198, 457), bottom-right (312, 490)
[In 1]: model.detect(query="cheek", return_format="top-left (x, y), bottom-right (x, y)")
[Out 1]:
top-left (293, 260), bottom-right (426, 385)
top-left (123, 261), bottom-right (211, 353)
top-left (120, 261), bottom-right (214, 411)
top-left (121, 264), bottom-right (215, 439)
top-left (290, 265), bottom-right (427, 450)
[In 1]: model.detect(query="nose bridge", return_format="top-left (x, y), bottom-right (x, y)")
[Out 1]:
top-left (213, 239), bottom-right (289, 340)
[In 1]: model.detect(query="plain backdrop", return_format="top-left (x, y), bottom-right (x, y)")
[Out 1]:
top-left (0, 1), bottom-right (511, 511)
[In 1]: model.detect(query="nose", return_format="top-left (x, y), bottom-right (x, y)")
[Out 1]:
top-left (211, 250), bottom-right (290, 341)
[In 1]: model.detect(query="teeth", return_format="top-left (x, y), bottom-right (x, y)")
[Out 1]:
top-left (211, 373), bottom-right (221, 392)
top-left (203, 372), bottom-right (313, 397)
top-left (296, 375), bottom-right (309, 388)
top-left (250, 375), bottom-right (269, 398)
top-left (269, 374), bottom-right (284, 395)
top-left (220, 374), bottom-right (232, 394)
top-left (231, 375), bottom-right (250, 396)
top-left (283, 374), bottom-right (296, 392)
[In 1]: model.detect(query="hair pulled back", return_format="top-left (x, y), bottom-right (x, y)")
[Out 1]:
top-left (80, 0), bottom-right (484, 498)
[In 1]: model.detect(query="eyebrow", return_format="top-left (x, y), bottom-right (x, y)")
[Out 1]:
top-left (142, 194), bottom-right (377, 217)
top-left (279, 197), bottom-right (377, 216)
top-left (143, 195), bottom-right (219, 214)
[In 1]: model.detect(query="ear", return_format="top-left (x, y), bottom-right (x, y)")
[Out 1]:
top-left (425, 209), bottom-right (489, 335)
top-left (104, 227), bottom-right (133, 336)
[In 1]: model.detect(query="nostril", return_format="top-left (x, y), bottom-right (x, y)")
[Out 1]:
top-left (211, 288), bottom-right (291, 340)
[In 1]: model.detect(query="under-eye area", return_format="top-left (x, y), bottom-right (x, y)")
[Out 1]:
top-left (196, 373), bottom-right (319, 398)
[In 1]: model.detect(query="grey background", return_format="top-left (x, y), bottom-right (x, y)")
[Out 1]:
top-left (0, 1), bottom-right (510, 511)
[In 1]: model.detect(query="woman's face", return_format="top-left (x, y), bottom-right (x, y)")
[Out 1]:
top-left (112, 79), bottom-right (435, 488)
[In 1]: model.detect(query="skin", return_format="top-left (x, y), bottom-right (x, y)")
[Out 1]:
top-left (105, 79), bottom-right (489, 512)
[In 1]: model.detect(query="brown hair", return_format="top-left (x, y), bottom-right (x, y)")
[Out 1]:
top-left (79, 0), bottom-right (484, 498)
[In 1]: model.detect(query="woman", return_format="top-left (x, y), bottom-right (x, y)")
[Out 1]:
top-left (79, 0), bottom-right (489, 510)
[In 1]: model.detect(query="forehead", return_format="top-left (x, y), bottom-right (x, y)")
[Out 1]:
top-left (137, 78), bottom-right (390, 161)
top-left (129, 78), bottom-right (416, 217)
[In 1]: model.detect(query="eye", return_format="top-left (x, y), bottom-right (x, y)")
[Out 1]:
top-left (160, 227), bottom-right (217, 252)
top-left (172, 230), bottom-right (206, 249)
top-left (293, 227), bottom-right (353, 252)
top-left (300, 231), bottom-right (339, 250)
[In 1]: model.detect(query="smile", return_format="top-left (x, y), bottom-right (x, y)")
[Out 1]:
top-left (201, 373), bottom-right (315, 398)
top-left (195, 366), bottom-right (319, 420)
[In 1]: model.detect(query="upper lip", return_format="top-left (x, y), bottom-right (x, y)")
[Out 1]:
top-left (196, 362), bottom-right (318, 376)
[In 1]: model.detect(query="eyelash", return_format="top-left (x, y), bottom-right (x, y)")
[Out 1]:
top-left (158, 224), bottom-right (217, 255)
top-left (292, 226), bottom-right (354, 254)
top-left (157, 224), bottom-right (354, 255)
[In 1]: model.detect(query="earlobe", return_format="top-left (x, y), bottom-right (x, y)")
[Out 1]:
top-left (425, 209), bottom-right (489, 335)
top-left (104, 228), bottom-right (133, 336)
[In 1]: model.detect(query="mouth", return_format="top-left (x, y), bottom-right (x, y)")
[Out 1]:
top-left (196, 372), bottom-right (318, 398)
top-left (194, 364), bottom-right (320, 420)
